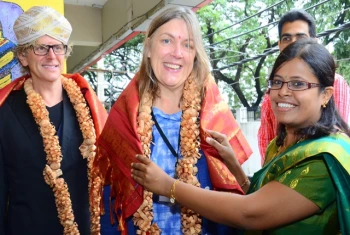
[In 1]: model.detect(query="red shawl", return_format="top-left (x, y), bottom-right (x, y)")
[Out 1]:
top-left (0, 74), bottom-right (107, 138)
top-left (95, 74), bottom-right (252, 232)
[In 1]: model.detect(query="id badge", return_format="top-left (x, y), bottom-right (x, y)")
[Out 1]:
top-left (153, 194), bottom-right (170, 203)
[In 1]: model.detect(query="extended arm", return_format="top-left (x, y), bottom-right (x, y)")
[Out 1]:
top-left (131, 155), bottom-right (319, 230)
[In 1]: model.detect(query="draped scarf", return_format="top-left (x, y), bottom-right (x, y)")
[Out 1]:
top-left (95, 73), bottom-right (252, 233)
top-left (249, 134), bottom-right (350, 233)
top-left (0, 73), bottom-right (107, 139)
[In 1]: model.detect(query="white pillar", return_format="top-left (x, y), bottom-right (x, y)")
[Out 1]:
top-left (96, 58), bottom-right (105, 102)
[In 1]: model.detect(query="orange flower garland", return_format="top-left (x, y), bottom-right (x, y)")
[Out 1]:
top-left (134, 90), bottom-right (161, 234)
top-left (178, 76), bottom-right (202, 234)
top-left (24, 76), bottom-right (101, 235)
top-left (134, 76), bottom-right (202, 234)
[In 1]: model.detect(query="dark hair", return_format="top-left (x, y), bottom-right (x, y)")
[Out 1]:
top-left (278, 9), bottom-right (317, 40)
top-left (269, 39), bottom-right (350, 145)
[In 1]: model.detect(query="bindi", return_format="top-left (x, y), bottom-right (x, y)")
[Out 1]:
top-left (178, 35), bottom-right (181, 39)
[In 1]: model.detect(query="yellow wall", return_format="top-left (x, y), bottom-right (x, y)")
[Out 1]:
top-left (4, 0), bottom-right (64, 12)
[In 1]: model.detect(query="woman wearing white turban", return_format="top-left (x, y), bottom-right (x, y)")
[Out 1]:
top-left (0, 6), bottom-right (107, 235)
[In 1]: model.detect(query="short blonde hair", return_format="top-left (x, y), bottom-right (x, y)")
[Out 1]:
top-left (137, 6), bottom-right (211, 100)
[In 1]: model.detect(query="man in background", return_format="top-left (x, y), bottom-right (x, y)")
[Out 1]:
top-left (258, 9), bottom-right (350, 164)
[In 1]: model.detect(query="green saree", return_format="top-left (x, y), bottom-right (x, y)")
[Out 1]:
top-left (247, 133), bottom-right (350, 234)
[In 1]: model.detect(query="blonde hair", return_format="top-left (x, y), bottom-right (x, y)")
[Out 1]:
top-left (137, 6), bottom-right (211, 100)
top-left (15, 40), bottom-right (73, 75)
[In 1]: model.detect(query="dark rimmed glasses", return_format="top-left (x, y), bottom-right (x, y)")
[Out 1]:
top-left (31, 44), bottom-right (68, 56)
top-left (268, 80), bottom-right (322, 91)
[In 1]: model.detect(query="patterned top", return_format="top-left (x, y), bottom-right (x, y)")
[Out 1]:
top-left (258, 73), bottom-right (350, 163)
top-left (151, 107), bottom-right (182, 234)
top-left (247, 134), bottom-right (350, 234)
top-left (150, 107), bottom-right (238, 235)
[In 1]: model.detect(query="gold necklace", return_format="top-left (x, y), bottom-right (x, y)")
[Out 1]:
top-left (134, 76), bottom-right (202, 234)
top-left (24, 76), bottom-right (101, 235)
top-left (275, 135), bottom-right (305, 158)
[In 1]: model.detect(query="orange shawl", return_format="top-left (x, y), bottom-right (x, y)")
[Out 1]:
top-left (95, 74), bottom-right (252, 232)
top-left (0, 74), bottom-right (107, 138)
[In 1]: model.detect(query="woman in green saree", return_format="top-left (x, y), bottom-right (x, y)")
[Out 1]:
top-left (130, 39), bottom-right (350, 234)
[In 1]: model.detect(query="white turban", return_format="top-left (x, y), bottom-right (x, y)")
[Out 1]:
top-left (13, 6), bottom-right (72, 45)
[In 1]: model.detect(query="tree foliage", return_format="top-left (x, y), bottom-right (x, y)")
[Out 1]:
top-left (197, 0), bottom-right (350, 109)
top-left (84, 0), bottom-right (350, 109)
top-left (83, 34), bottom-right (145, 109)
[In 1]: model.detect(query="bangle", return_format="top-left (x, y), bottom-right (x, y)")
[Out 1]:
top-left (170, 179), bottom-right (180, 204)
top-left (240, 177), bottom-right (250, 188)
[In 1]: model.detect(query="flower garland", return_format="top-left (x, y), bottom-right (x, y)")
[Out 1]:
top-left (24, 76), bottom-right (101, 235)
top-left (134, 75), bottom-right (202, 234)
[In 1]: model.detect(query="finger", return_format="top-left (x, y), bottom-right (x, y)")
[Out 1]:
top-left (136, 154), bottom-right (151, 164)
top-left (131, 173), bottom-right (143, 185)
top-left (131, 162), bottom-right (146, 172)
top-left (131, 165), bottom-right (147, 180)
top-left (206, 129), bottom-right (231, 148)
top-left (205, 129), bottom-right (226, 143)
top-left (205, 135), bottom-right (224, 151)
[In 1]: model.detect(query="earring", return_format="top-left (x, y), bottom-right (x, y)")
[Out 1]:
top-left (322, 101), bottom-right (327, 108)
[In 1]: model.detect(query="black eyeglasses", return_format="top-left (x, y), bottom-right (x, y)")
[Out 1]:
top-left (31, 44), bottom-right (67, 56)
top-left (268, 80), bottom-right (322, 91)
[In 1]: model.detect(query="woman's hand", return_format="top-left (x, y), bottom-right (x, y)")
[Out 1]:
top-left (205, 130), bottom-right (238, 164)
top-left (205, 129), bottom-right (249, 192)
top-left (131, 155), bottom-right (175, 197)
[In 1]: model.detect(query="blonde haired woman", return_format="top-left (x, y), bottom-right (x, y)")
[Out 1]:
top-left (94, 6), bottom-right (252, 235)
top-left (0, 6), bottom-right (107, 235)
